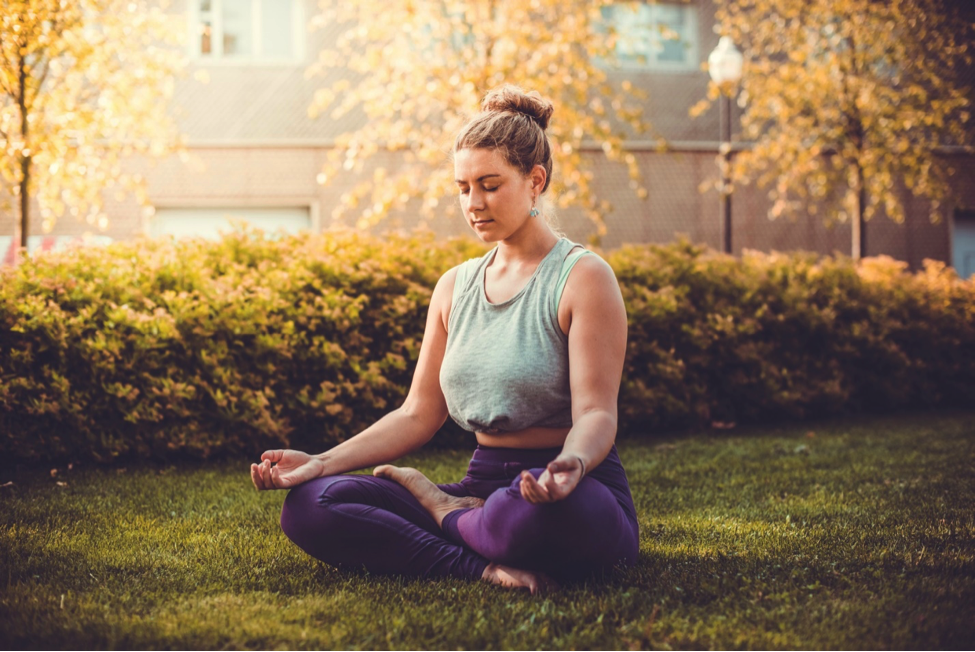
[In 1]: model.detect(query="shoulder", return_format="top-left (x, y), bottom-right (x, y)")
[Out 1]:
top-left (433, 264), bottom-right (460, 308)
top-left (559, 250), bottom-right (625, 327)
top-left (435, 261), bottom-right (474, 332)
top-left (564, 250), bottom-right (619, 295)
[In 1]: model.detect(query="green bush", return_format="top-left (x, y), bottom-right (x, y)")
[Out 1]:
top-left (611, 240), bottom-right (975, 431)
top-left (0, 229), bottom-right (484, 462)
top-left (1, 231), bottom-right (972, 463)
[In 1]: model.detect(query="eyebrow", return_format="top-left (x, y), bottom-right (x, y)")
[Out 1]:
top-left (455, 174), bottom-right (501, 184)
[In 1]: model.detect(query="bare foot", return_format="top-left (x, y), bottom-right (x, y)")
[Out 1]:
top-left (481, 563), bottom-right (558, 596)
top-left (374, 465), bottom-right (484, 527)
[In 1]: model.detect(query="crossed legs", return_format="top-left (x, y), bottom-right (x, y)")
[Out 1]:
top-left (373, 465), bottom-right (556, 592)
top-left (280, 462), bottom-right (637, 593)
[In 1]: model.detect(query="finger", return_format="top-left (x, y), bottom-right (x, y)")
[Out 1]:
top-left (250, 463), bottom-right (264, 490)
top-left (261, 450), bottom-right (282, 463)
top-left (520, 472), bottom-right (550, 503)
top-left (261, 459), bottom-right (272, 488)
top-left (519, 472), bottom-right (539, 502)
top-left (255, 463), bottom-right (270, 491)
top-left (270, 464), bottom-right (283, 488)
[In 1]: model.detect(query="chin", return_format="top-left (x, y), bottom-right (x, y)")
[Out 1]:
top-left (469, 222), bottom-right (502, 242)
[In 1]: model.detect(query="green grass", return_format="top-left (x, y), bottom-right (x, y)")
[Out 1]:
top-left (2, 411), bottom-right (973, 650)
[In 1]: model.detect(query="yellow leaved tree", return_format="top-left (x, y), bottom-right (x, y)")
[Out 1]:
top-left (307, 0), bottom-right (655, 237)
top-left (693, 0), bottom-right (973, 258)
top-left (0, 0), bottom-right (186, 254)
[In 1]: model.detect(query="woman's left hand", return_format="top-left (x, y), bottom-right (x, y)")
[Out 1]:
top-left (519, 453), bottom-right (584, 504)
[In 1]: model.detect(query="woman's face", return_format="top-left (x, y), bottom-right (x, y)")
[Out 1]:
top-left (454, 148), bottom-right (542, 242)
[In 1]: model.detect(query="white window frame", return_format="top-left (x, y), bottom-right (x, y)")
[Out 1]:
top-left (189, 0), bottom-right (305, 65)
top-left (145, 201), bottom-right (321, 240)
top-left (601, 1), bottom-right (700, 72)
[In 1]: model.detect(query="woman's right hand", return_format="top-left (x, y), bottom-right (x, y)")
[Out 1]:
top-left (250, 449), bottom-right (325, 490)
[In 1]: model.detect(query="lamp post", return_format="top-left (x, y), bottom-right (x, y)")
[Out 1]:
top-left (708, 36), bottom-right (743, 254)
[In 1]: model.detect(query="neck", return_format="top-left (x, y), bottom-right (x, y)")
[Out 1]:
top-left (495, 218), bottom-right (560, 268)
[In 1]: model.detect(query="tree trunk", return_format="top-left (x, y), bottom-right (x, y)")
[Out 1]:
top-left (17, 49), bottom-right (30, 256)
top-left (851, 164), bottom-right (866, 260)
top-left (858, 181), bottom-right (866, 260)
top-left (20, 156), bottom-right (30, 250)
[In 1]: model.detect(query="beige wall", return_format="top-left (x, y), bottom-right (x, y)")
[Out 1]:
top-left (2, 0), bottom-right (972, 273)
top-left (2, 143), bottom-right (969, 272)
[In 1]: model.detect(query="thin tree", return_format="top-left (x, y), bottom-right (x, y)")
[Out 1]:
top-left (307, 0), bottom-right (660, 237)
top-left (0, 0), bottom-right (185, 257)
top-left (692, 0), bottom-right (973, 258)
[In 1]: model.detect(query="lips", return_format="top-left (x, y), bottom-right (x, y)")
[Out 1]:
top-left (473, 219), bottom-right (494, 227)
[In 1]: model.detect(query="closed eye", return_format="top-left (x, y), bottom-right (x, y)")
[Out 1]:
top-left (457, 184), bottom-right (499, 195)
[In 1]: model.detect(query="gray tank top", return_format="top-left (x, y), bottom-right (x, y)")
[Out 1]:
top-left (439, 238), bottom-right (591, 433)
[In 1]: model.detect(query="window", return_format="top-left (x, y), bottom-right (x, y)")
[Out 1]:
top-left (953, 210), bottom-right (975, 280)
top-left (192, 0), bottom-right (302, 63)
top-left (601, 2), bottom-right (699, 71)
top-left (150, 207), bottom-right (311, 240)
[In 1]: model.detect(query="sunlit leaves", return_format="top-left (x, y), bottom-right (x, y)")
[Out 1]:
top-left (0, 0), bottom-right (187, 245)
top-left (307, 0), bottom-right (650, 235)
top-left (696, 0), bottom-right (971, 252)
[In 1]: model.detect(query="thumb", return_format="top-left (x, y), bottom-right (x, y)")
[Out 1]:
top-left (548, 455), bottom-right (582, 474)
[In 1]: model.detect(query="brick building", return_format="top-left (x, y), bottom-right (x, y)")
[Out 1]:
top-left (3, 0), bottom-right (974, 276)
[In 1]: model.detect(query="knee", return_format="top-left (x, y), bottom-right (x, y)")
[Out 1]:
top-left (279, 476), bottom-right (351, 544)
top-left (280, 482), bottom-right (316, 544)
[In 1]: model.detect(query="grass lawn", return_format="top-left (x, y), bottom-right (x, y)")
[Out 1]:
top-left (1, 411), bottom-right (973, 650)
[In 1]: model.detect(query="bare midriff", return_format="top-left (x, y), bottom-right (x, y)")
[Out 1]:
top-left (475, 425), bottom-right (572, 450)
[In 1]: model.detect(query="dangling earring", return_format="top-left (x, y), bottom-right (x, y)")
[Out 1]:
top-left (529, 197), bottom-right (539, 218)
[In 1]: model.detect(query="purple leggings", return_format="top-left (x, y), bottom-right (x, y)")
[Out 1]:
top-left (279, 445), bottom-right (639, 582)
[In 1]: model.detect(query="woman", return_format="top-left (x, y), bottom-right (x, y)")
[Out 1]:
top-left (250, 85), bottom-right (638, 594)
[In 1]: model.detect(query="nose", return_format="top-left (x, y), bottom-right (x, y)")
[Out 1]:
top-left (467, 187), bottom-right (486, 212)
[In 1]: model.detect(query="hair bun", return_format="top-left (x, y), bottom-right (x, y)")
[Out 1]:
top-left (481, 84), bottom-right (554, 130)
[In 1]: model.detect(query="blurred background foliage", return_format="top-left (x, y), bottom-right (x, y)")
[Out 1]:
top-left (0, 0), bottom-right (187, 252)
top-left (692, 0), bottom-right (973, 251)
top-left (307, 0), bottom-right (652, 236)
top-left (2, 230), bottom-right (972, 463)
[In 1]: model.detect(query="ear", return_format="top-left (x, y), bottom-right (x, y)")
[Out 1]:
top-left (529, 164), bottom-right (547, 193)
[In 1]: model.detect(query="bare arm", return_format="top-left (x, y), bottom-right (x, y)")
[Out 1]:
top-left (519, 255), bottom-right (627, 503)
top-left (251, 266), bottom-right (457, 490)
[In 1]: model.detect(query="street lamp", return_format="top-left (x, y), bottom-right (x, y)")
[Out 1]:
top-left (708, 36), bottom-right (743, 254)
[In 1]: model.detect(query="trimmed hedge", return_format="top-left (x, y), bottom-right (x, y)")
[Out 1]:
top-left (611, 241), bottom-right (975, 431)
top-left (1, 230), bottom-right (973, 462)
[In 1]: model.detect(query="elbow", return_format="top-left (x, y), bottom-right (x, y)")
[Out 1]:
top-left (399, 399), bottom-right (449, 443)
